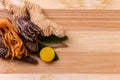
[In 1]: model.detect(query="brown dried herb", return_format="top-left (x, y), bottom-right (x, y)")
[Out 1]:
top-left (0, 18), bottom-right (38, 64)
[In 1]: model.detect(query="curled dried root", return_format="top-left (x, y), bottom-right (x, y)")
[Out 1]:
top-left (0, 47), bottom-right (38, 64)
top-left (0, 36), bottom-right (38, 64)
top-left (0, 18), bottom-right (28, 59)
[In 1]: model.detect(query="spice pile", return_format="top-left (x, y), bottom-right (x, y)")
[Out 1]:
top-left (0, 0), bottom-right (68, 64)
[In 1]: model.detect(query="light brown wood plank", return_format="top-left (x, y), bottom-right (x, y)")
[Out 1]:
top-left (1, 31), bottom-right (120, 73)
top-left (43, 10), bottom-right (120, 31)
top-left (29, 0), bottom-right (120, 10)
top-left (0, 1), bottom-right (120, 73)
top-left (1, 74), bottom-right (120, 80)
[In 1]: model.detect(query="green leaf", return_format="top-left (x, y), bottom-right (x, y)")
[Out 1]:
top-left (38, 42), bottom-right (47, 50)
top-left (38, 35), bottom-right (68, 43)
top-left (52, 52), bottom-right (59, 61)
top-left (34, 42), bottom-right (47, 57)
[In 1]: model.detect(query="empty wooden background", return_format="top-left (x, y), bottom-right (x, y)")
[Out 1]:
top-left (31, 0), bottom-right (120, 9)
top-left (0, 74), bottom-right (120, 80)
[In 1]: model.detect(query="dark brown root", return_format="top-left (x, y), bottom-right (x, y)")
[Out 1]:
top-left (15, 16), bottom-right (43, 52)
top-left (0, 35), bottom-right (5, 48)
top-left (0, 48), bottom-right (7, 57)
top-left (0, 47), bottom-right (38, 64)
top-left (21, 55), bottom-right (38, 64)
top-left (22, 38), bottom-right (39, 53)
top-left (16, 16), bottom-right (41, 41)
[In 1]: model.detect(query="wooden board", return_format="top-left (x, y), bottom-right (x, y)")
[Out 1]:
top-left (1, 1), bottom-right (120, 74)
top-left (30, 0), bottom-right (120, 10)
top-left (0, 9), bottom-right (120, 74)
top-left (1, 74), bottom-right (120, 80)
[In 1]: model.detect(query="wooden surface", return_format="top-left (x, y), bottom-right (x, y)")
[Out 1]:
top-left (0, 9), bottom-right (120, 74)
top-left (0, 1), bottom-right (120, 74)
top-left (30, 0), bottom-right (120, 10)
top-left (1, 74), bottom-right (120, 80)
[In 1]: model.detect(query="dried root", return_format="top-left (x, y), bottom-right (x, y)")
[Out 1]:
top-left (21, 55), bottom-right (38, 64)
top-left (0, 18), bottom-right (27, 59)
top-left (0, 0), bottom-right (67, 64)
top-left (3, 0), bottom-right (27, 19)
top-left (0, 35), bottom-right (5, 48)
top-left (0, 18), bottom-right (38, 64)
top-left (16, 16), bottom-right (40, 41)
top-left (25, 1), bottom-right (65, 37)
top-left (0, 48), bottom-right (38, 64)
top-left (3, 0), bottom-right (41, 42)
top-left (3, 0), bottom-right (66, 38)
top-left (16, 16), bottom-right (41, 52)
top-left (0, 48), bottom-right (7, 57)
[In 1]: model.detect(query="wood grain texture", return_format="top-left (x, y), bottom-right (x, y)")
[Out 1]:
top-left (28, 0), bottom-right (120, 10)
top-left (43, 10), bottom-right (120, 31)
top-left (0, 0), bottom-right (120, 74)
top-left (1, 74), bottom-right (120, 80)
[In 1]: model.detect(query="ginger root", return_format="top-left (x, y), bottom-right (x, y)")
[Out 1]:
top-left (3, 0), bottom-right (66, 38)
top-left (0, 18), bottom-right (28, 59)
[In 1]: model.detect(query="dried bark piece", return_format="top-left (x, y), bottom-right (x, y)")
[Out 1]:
top-left (0, 18), bottom-right (28, 59)
top-left (0, 48), bottom-right (7, 57)
top-left (21, 55), bottom-right (38, 64)
top-left (21, 35), bottom-right (39, 52)
top-left (16, 16), bottom-right (41, 41)
top-left (0, 35), bottom-right (5, 48)
top-left (16, 16), bottom-right (41, 52)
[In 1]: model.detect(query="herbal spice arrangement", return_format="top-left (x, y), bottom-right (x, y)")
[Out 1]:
top-left (0, 0), bottom-right (68, 64)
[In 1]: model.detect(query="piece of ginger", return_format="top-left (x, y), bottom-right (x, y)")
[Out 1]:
top-left (3, 0), bottom-right (66, 38)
